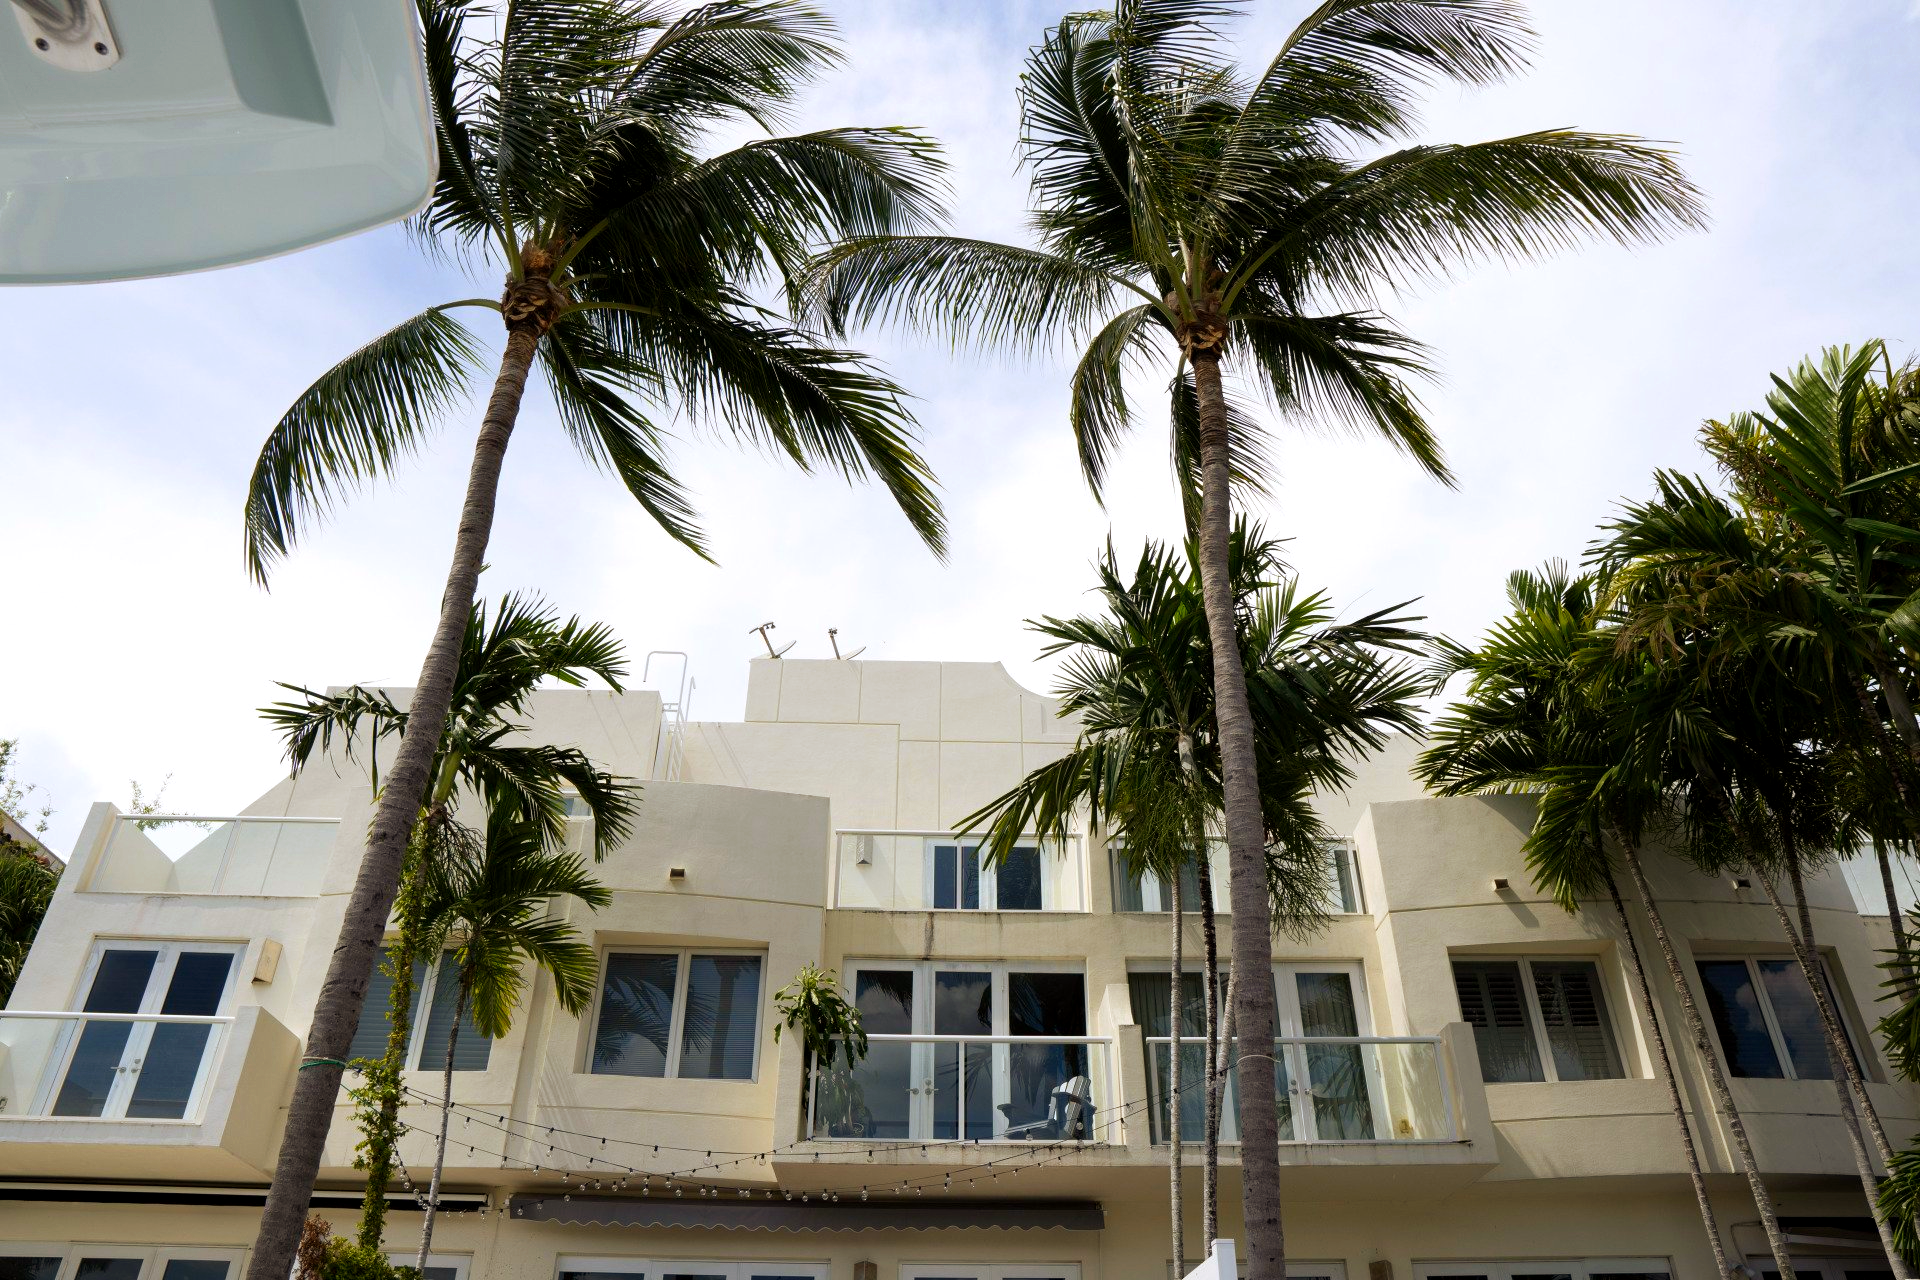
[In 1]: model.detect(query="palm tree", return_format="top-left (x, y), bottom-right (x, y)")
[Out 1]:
top-left (407, 807), bottom-right (610, 1266)
top-left (964, 524), bottom-right (1425, 1266)
top-left (806, 7), bottom-right (1702, 1264)
top-left (1418, 562), bottom-right (1771, 1280)
top-left (238, 5), bottom-right (947, 1268)
top-left (261, 592), bottom-right (638, 1250)
top-left (0, 837), bottom-right (58, 1007)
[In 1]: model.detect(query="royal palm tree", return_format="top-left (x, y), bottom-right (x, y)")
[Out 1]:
top-left (1418, 562), bottom-right (1774, 1279)
top-left (964, 524), bottom-right (1424, 1266)
top-left (407, 807), bottom-right (610, 1267)
top-left (238, 4), bottom-right (948, 1270)
top-left (261, 592), bottom-right (638, 1250)
top-left (807, 6), bottom-right (1702, 1263)
top-left (0, 839), bottom-right (57, 1007)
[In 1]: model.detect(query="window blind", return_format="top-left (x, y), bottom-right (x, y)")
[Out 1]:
top-left (1528, 960), bottom-right (1623, 1081)
top-left (1453, 960), bottom-right (1543, 1082)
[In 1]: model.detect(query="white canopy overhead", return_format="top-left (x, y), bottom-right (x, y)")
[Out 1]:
top-left (0, 0), bottom-right (435, 283)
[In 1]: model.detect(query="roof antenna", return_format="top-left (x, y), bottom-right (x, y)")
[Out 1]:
top-left (828, 628), bottom-right (866, 660)
top-left (750, 622), bottom-right (794, 659)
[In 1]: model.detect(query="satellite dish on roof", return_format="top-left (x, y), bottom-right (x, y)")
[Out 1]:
top-left (0, 0), bottom-right (436, 283)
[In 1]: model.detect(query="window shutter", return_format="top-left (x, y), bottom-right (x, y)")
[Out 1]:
top-left (1452, 960), bottom-right (1543, 1082)
top-left (677, 955), bottom-right (763, 1080)
top-left (416, 953), bottom-right (492, 1072)
top-left (349, 948), bottom-right (426, 1063)
top-left (1528, 960), bottom-right (1624, 1080)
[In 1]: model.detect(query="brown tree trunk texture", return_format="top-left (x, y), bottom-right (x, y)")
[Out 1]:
top-left (1191, 348), bottom-right (1285, 1280)
top-left (1787, 872), bottom-right (1906, 1268)
top-left (1169, 872), bottom-right (1186, 1279)
top-left (416, 984), bottom-right (467, 1272)
top-left (1849, 675), bottom-right (1920, 879)
top-left (1198, 853), bottom-right (1222, 1247)
top-left (1620, 844), bottom-right (1797, 1280)
top-left (357, 842), bottom-right (427, 1250)
top-left (1876, 837), bottom-right (1914, 997)
top-left (1869, 647), bottom-right (1920, 764)
top-left (1604, 861), bottom-right (1730, 1279)
top-left (245, 327), bottom-right (543, 1280)
top-left (1757, 866), bottom-right (1906, 1276)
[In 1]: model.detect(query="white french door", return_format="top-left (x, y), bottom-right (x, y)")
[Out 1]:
top-left (37, 941), bottom-right (241, 1119)
top-left (902, 1265), bottom-right (1080, 1280)
top-left (847, 961), bottom-right (1090, 1141)
top-left (0, 1246), bottom-right (244, 1280)
top-left (556, 1260), bottom-right (827, 1280)
top-left (1273, 961), bottom-right (1385, 1142)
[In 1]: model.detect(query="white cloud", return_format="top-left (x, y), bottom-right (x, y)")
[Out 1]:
top-left (3, 1), bottom-right (1918, 852)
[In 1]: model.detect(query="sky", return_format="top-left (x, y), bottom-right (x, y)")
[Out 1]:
top-left (2, 1), bottom-right (1918, 854)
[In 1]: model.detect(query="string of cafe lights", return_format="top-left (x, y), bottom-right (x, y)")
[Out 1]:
top-left (383, 1088), bottom-right (1167, 1211)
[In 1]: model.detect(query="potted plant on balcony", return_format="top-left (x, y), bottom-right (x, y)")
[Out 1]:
top-left (774, 965), bottom-right (869, 1138)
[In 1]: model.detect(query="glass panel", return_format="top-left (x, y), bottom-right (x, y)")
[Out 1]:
top-left (999, 845), bottom-right (1043, 910)
top-left (1296, 972), bottom-right (1374, 1140)
top-left (1128, 972), bottom-right (1209, 1037)
top-left (934, 971), bottom-right (992, 1035)
top-left (826, 1036), bottom-right (910, 1138)
top-left (161, 953), bottom-right (232, 1015)
top-left (1591, 1274), bottom-right (1672, 1280)
top-left (561, 1273), bottom-right (644, 1280)
top-left (1841, 1272), bottom-right (1893, 1280)
top-left (1005, 1040), bottom-right (1094, 1139)
top-left (933, 844), bottom-right (958, 910)
top-left (1530, 961), bottom-right (1624, 1081)
top-left (1511, 1273), bottom-right (1574, 1280)
top-left (662, 1272), bottom-right (728, 1280)
top-left (416, 954), bottom-right (491, 1072)
top-left (1330, 843), bottom-right (1362, 914)
top-left (1010, 972), bottom-right (1086, 1036)
top-left (1697, 961), bottom-right (1785, 1079)
top-left (854, 969), bottom-right (914, 1035)
top-left (1757, 959), bottom-right (1835, 1080)
top-left (52, 1020), bottom-right (133, 1116)
top-left (421, 1269), bottom-right (460, 1280)
top-left (74, 1262), bottom-right (144, 1280)
top-left (1453, 959), bottom-right (1545, 1082)
top-left (350, 951), bottom-right (428, 1062)
top-left (1112, 849), bottom-right (1149, 912)
top-left (962, 844), bottom-right (981, 910)
top-left (678, 954), bottom-right (762, 1080)
top-left (1147, 1040), bottom-right (1209, 1142)
top-left (934, 971), bottom-right (990, 1140)
top-left (0, 1259), bottom-right (62, 1280)
top-left (160, 1262), bottom-right (231, 1280)
top-left (593, 952), bottom-right (679, 1077)
top-left (127, 1022), bottom-right (213, 1118)
top-left (84, 949), bottom-right (158, 1012)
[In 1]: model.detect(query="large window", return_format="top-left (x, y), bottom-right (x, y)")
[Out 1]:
top-left (1415, 1262), bottom-right (1671, 1280)
top-left (924, 838), bottom-right (1069, 910)
top-left (557, 1261), bottom-right (826, 1280)
top-left (1111, 840), bottom-right (1363, 914)
top-left (0, 1248), bottom-right (242, 1280)
top-left (1452, 958), bottom-right (1624, 1084)
top-left (590, 949), bottom-right (764, 1081)
top-left (1696, 955), bottom-right (1856, 1080)
top-left (348, 948), bottom-right (491, 1072)
top-left (1749, 1254), bottom-right (1894, 1280)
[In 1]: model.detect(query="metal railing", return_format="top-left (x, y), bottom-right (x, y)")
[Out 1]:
top-left (830, 831), bottom-right (1087, 912)
top-left (643, 651), bottom-right (694, 782)
top-left (0, 1011), bottom-right (233, 1121)
top-left (88, 814), bottom-right (338, 896)
top-left (809, 1034), bottom-right (1114, 1143)
top-left (1143, 1034), bottom-right (1456, 1145)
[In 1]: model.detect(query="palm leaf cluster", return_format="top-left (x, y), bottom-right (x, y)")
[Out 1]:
top-left (244, 0), bottom-right (952, 584)
top-left (1419, 340), bottom-right (1920, 1275)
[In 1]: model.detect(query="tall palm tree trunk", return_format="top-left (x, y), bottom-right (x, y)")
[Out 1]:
top-left (1620, 845), bottom-right (1797, 1279)
top-left (416, 985), bottom-right (468, 1271)
top-left (1190, 348), bottom-right (1285, 1280)
top-left (1169, 872), bottom-right (1186, 1279)
top-left (1604, 864), bottom-right (1729, 1278)
top-left (1875, 838), bottom-right (1914, 995)
top-left (1759, 865), bottom-right (1907, 1274)
top-left (246, 322), bottom-right (546, 1280)
top-left (1198, 854), bottom-right (1223, 1246)
top-left (356, 839), bottom-right (428, 1249)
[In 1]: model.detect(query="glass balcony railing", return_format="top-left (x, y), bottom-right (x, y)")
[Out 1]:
top-left (810, 1035), bottom-right (1114, 1142)
top-left (1144, 1035), bottom-right (1456, 1144)
top-left (830, 831), bottom-right (1086, 911)
top-left (0, 1011), bottom-right (232, 1121)
top-left (88, 815), bottom-right (338, 896)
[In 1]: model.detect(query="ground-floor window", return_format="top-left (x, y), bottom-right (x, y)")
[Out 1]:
top-left (901, 1264), bottom-right (1080, 1280)
top-left (556, 1260), bottom-right (827, 1280)
top-left (1161, 1259), bottom-right (1346, 1280)
top-left (1750, 1254), bottom-right (1893, 1280)
top-left (1415, 1260), bottom-right (1671, 1280)
top-left (384, 1253), bottom-right (470, 1280)
top-left (0, 1247), bottom-right (242, 1280)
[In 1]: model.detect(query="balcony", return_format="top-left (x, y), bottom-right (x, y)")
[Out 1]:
top-left (0, 1005), bottom-right (299, 1179)
top-left (1143, 1034), bottom-right (1459, 1145)
top-left (86, 814), bottom-right (338, 896)
top-left (809, 1035), bottom-right (1115, 1142)
top-left (830, 831), bottom-right (1087, 912)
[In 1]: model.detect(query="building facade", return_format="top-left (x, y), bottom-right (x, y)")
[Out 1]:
top-left (1, 657), bottom-right (1913, 1280)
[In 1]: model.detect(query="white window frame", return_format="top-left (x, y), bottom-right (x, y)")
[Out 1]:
top-left (0, 1246), bottom-right (246, 1280)
top-left (38, 940), bottom-right (246, 1119)
top-left (359, 945), bottom-right (493, 1074)
top-left (1164, 1260), bottom-right (1346, 1280)
top-left (922, 837), bottom-right (1065, 911)
top-left (1746, 1253), bottom-right (1893, 1279)
top-left (1109, 840), bottom-right (1363, 915)
top-left (556, 1260), bottom-right (828, 1280)
top-left (586, 947), bottom-right (767, 1082)
top-left (387, 1252), bottom-right (471, 1280)
top-left (1414, 1261), bottom-right (1672, 1280)
top-left (902, 1265), bottom-right (1081, 1280)
top-left (1695, 952), bottom-right (1862, 1082)
top-left (1450, 955), bottom-right (1627, 1085)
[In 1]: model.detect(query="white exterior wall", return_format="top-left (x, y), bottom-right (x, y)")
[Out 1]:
top-left (1, 659), bottom-right (1912, 1279)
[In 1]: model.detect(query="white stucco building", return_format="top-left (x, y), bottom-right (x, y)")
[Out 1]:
top-left (1, 657), bottom-right (1913, 1280)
